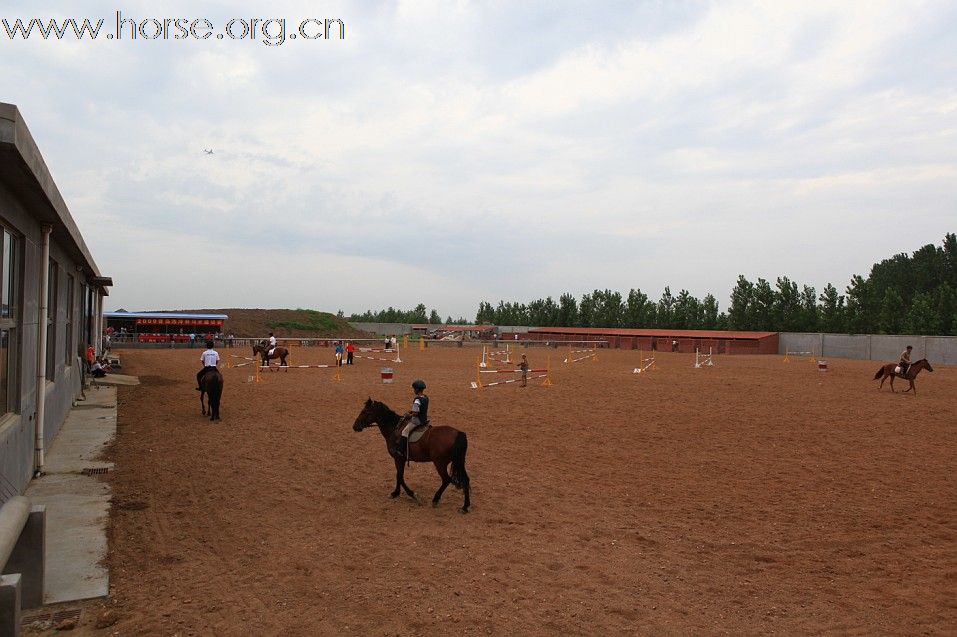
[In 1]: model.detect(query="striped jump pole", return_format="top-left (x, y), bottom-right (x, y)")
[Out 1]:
top-left (633, 349), bottom-right (657, 374)
top-left (255, 362), bottom-right (342, 383)
top-left (563, 349), bottom-right (598, 364)
top-left (472, 356), bottom-right (552, 389)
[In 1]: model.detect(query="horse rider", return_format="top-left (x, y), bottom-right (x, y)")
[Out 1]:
top-left (196, 340), bottom-right (220, 390)
top-left (391, 379), bottom-right (429, 458)
top-left (268, 332), bottom-right (277, 356)
top-left (899, 345), bottom-right (913, 376)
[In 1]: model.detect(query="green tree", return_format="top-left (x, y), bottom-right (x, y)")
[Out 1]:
top-left (557, 293), bottom-right (578, 327)
top-left (819, 284), bottom-right (845, 333)
top-left (799, 285), bottom-right (818, 332)
top-left (701, 294), bottom-right (719, 329)
top-left (903, 292), bottom-right (939, 335)
top-left (428, 309), bottom-right (442, 324)
top-left (578, 293), bottom-right (595, 328)
top-left (773, 277), bottom-right (801, 331)
top-left (752, 278), bottom-right (774, 331)
top-left (728, 275), bottom-right (754, 330)
top-left (657, 287), bottom-right (675, 329)
top-left (878, 288), bottom-right (904, 334)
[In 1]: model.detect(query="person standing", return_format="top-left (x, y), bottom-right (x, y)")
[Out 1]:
top-left (345, 342), bottom-right (355, 365)
top-left (517, 353), bottom-right (529, 387)
top-left (335, 341), bottom-right (344, 367)
top-left (196, 340), bottom-right (220, 390)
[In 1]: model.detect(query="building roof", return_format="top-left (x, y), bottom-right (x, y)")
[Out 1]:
top-left (528, 326), bottom-right (778, 339)
top-left (105, 311), bottom-right (229, 320)
top-left (0, 103), bottom-right (109, 287)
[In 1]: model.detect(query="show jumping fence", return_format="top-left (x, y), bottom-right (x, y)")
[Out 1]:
top-left (471, 357), bottom-right (552, 389)
top-left (633, 349), bottom-right (656, 374)
top-left (694, 347), bottom-right (715, 369)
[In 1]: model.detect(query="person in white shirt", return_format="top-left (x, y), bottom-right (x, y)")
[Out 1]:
top-left (268, 332), bottom-right (277, 355)
top-left (196, 340), bottom-right (220, 390)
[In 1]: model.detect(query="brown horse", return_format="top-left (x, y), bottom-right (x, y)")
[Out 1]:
top-left (199, 368), bottom-right (223, 421)
top-left (252, 343), bottom-right (288, 367)
top-left (352, 399), bottom-right (470, 513)
top-left (874, 358), bottom-right (933, 394)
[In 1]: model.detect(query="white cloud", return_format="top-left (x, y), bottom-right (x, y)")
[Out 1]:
top-left (1, 0), bottom-right (954, 317)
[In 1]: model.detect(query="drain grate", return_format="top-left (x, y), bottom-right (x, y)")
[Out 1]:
top-left (82, 466), bottom-right (111, 476)
top-left (22, 607), bottom-right (81, 626)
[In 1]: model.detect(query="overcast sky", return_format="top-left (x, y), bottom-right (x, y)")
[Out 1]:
top-left (3, 1), bottom-right (955, 318)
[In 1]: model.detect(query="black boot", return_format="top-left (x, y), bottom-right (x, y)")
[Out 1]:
top-left (390, 437), bottom-right (407, 458)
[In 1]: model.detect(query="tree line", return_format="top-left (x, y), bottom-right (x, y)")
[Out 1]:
top-left (350, 233), bottom-right (956, 335)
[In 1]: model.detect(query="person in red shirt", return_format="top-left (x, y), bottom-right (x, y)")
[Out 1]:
top-left (345, 342), bottom-right (355, 365)
top-left (85, 344), bottom-right (95, 370)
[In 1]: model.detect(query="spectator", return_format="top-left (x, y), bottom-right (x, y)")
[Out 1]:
top-left (346, 342), bottom-right (355, 365)
top-left (90, 358), bottom-right (109, 378)
top-left (335, 341), bottom-right (344, 367)
top-left (189, 333), bottom-right (196, 348)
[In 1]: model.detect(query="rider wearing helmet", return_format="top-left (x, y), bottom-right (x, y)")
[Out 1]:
top-left (196, 340), bottom-right (219, 390)
top-left (391, 379), bottom-right (429, 458)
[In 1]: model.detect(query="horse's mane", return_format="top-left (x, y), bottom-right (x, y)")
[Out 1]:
top-left (369, 400), bottom-right (401, 430)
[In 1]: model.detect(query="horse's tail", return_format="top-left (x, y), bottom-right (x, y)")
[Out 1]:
top-left (874, 366), bottom-right (885, 380)
top-left (450, 431), bottom-right (469, 490)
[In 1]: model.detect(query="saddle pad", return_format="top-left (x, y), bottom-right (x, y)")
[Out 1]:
top-left (409, 424), bottom-right (430, 443)
top-left (894, 366), bottom-right (902, 375)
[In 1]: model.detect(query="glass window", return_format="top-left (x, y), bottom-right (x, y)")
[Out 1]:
top-left (65, 274), bottom-right (74, 366)
top-left (0, 226), bottom-right (20, 414)
top-left (46, 260), bottom-right (58, 381)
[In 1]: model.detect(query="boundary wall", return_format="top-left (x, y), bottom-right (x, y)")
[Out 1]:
top-left (779, 333), bottom-right (957, 365)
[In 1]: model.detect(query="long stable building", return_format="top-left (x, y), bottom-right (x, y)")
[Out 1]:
top-left (525, 327), bottom-right (779, 355)
top-left (1, 103), bottom-right (112, 501)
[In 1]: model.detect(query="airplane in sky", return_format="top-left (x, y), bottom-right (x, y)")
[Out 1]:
top-left (203, 148), bottom-right (214, 155)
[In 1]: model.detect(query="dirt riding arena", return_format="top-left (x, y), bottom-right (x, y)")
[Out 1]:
top-left (85, 346), bottom-right (955, 634)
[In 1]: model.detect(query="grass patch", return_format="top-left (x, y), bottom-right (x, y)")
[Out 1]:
top-left (266, 309), bottom-right (343, 333)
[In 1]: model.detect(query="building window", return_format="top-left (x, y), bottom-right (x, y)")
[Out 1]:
top-left (0, 226), bottom-right (20, 414)
top-left (45, 260), bottom-right (58, 381)
top-left (64, 274), bottom-right (74, 366)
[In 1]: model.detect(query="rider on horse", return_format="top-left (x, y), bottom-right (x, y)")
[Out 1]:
top-left (196, 340), bottom-right (220, 390)
top-left (391, 379), bottom-right (429, 458)
top-left (899, 345), bottom-right (912, 376)
top-left (267, 332), bottom-right (277, 355)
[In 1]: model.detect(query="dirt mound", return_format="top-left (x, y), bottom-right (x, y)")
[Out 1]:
top-left (171, 308), bottom-right (371, 338)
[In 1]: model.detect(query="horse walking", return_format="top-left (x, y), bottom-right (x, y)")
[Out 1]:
top-left (199, 368), bottom-right (223, 421)
top-left (252, 343), bottom-right (288, 367)
top-left (352, 399), bottom-right (470, 513)
top-left (874, 358), bottom-right (933, 394)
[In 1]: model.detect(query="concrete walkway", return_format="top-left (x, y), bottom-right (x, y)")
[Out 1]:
top-left (25, 386), bottom-right (117, 604)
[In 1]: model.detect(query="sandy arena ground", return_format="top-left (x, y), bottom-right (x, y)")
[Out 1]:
top-left (63, 346), bottom-right (956, 634)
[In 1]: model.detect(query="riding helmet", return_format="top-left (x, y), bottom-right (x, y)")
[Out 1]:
top-left (412, 379), bottom-right (426, 392)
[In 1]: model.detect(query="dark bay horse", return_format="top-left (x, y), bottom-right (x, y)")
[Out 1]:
top-left (252, 343), bottom-right (288, 367)
top-left (874, 358), bottom-right (933, 394)
top-left (352, 399), bottom-right (470, 513)
top-left (199, 368), bottom-right (223, 421)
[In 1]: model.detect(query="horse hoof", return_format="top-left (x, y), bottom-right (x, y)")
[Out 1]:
top-left (432, 501), bottom-right (439, 508)
top-left (459, 507), bottom-right (469, 514)
top-left (390, 492), bottom-right (400, 499)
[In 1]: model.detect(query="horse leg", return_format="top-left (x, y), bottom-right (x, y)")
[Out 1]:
top-left (431, 461), bottom-right (451, 508)
top-left (890, 376), bottom-right (895, 392)
top-left (461, 482), bottom-right (471, 514)
top-left (200, 390), bottom-right (207, 415)
top-left (906, 379), bottom-right (915, 394)
top-left (391, 458), bottom-right (402, 498)
top-left (397, 463), bottom-right (418, 502)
